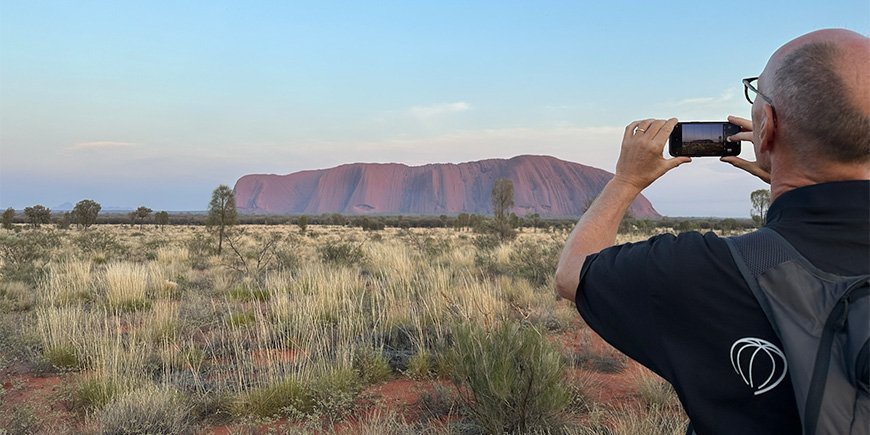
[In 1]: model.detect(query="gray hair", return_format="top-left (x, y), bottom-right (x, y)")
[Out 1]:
top-left (772, 42), bottom-right (870, 163)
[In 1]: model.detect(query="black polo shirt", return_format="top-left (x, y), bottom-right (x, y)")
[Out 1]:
top-left (576, 180), bottom-right (870, 435)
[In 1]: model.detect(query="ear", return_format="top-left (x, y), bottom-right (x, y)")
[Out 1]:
top-left (757, 104), bottom-right (777, 154)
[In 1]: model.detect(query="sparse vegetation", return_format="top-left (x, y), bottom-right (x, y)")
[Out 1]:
top-left (0, 223), bottom-right (690, 433)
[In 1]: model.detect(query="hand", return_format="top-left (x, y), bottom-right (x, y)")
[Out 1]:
top-left (613, 118), bottom-right (691, 191)
top-left (720, 115), bottom-right (771, 184)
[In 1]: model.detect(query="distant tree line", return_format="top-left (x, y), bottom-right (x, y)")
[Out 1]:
top-left (2, 185), bottom-right (765, 235)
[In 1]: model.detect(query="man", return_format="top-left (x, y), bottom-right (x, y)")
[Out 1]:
top-left (554, 29), bottom-right (869, 434)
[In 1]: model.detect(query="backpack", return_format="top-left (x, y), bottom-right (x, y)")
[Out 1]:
top-left (724, 227), bottom-right (869, 435)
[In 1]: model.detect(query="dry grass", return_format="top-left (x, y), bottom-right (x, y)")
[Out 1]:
top-left (103, 262), bottom-right (149, 311)
top-left (2, 224), bottom-right (686, 433)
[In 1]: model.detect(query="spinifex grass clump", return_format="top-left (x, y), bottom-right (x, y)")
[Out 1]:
top-left (447, 322), bottom-right (570, 433)
top-left (41, 260), bottom-right (94, 305)
top-left (98, 384), bottom-right (194, 435)
top-left (104, 262), bottom-right (149, 311)
top-left (238, 378), bottom-right (312, 418)
top-left (35, 305), bottom-right (91, 369)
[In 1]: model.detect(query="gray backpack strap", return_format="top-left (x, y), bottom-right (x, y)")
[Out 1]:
top-left (725, 228), bottom-right (870, 435)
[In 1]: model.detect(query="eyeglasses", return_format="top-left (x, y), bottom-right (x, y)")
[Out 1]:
top-left (742, 77), bottom-right (775, 107)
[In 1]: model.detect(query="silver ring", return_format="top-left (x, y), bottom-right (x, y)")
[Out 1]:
top-left (636, 128), bottom-right (646, 133)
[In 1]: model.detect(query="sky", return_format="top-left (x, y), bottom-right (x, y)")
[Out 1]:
top-left (1, 1), bottom-right (867, 217)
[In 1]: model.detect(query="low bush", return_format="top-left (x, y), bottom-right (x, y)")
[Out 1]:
top-left (317, 242), bottom-right (366, 266)
top-left (308, 367), bottom-right (363, 422)
top-left (0, 231), bottom-right (60, 283)
top-left (238, 378), bottom-right (311, 418)
top-left (631, 368), bottom-right (682, 412)
top-left (226, 286), bottom-right (270, 302)
top-left (44, 345), bottom-right (80, 370)
top-left (509, 239), bottom-right (562, 287)
top-left (446, 322), bottom-right (570, 433)
top-left (227, 311), bottom-right (256, 328)
top-left (74, 230), bottom-right (123, 258)
top-left (0, 281), bottom-right (35, 312)
top-left (573, 347), bottom-right (627, 374)
top-left (353, 347), bottom-right (392, 385)
top-left (406, 351), bottom-right (434, 380)
top-left (419, 384), bottom-right (459, 421)
top-left (98, 385), bottom-right (194, 435)
top-left (71, 377), bottom-right (126, 412)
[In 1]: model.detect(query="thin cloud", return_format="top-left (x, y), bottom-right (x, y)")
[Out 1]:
top-left (409, 102), bottom-right (471, 119)
top-left (669, 88), bottom-right (736, 107)
top-left (68, 141), bottom-right (137, 151)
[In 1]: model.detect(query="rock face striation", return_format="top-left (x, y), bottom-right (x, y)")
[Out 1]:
top-left (233, 155), bottom-right (659, 218)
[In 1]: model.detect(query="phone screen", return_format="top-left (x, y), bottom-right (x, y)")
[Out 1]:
top-left (681, 123), bottom-right (726, 155)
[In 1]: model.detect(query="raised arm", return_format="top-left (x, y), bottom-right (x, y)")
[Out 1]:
top-left (554, 118), bottom-right (690, 301)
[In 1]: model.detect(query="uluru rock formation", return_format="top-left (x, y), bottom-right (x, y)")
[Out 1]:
top-left (233, 155), bottom-right (660, 218)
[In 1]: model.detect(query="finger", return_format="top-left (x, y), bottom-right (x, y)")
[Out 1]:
top-left (727, 131), bottom-right (753, 142)
top-left (720, 157), bottom-right (771, 183)
top-left (720, 156), bottom-right (751, 170)
top-left (666, 156), bottom-right (692, 170)
top-left (652, 118), bottom-right (678, 146)
top-left (645, 119), bottom-right (669, 140)
top-left (635, 119), bottom-right (654, 134)
top-left (727, 115), bottom-right (752, 130)
top-left (624, 120), bottom-right (643, 141)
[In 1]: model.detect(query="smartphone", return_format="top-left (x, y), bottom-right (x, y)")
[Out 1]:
top-left (669, 122), bottom-right (741, 157)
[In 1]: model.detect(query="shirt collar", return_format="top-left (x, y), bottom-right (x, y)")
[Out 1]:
top-left (766, 180), bottom-right (870, 225)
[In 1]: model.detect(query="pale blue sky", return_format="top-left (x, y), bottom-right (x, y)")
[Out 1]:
top-left (1, 1), bottom-right (867, 216)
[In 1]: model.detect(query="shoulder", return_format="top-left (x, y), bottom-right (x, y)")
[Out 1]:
top-left (592, 230), bottom-right (730, 265)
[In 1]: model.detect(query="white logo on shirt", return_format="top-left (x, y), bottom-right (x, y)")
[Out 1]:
top-left (729, 337), bottom-right (788, 396)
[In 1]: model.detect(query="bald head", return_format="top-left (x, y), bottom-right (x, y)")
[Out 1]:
top-left (762, 29), bottom-right (870, 164)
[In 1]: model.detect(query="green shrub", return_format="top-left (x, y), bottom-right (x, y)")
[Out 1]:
top-left (406, 351), bottom-right (434, 380)
top-left (98, 385), bottom-right (194, 435)
top-left (446, 322), bottom-right (570, 433)
top-left (317, 242), bottom-right (365, 266)
top-left (509, 239), bottom-right (562, 287)
top-left (472, 234), bottom-right (501, 252)
top-left (44, 345), bottom-right (80, 370)
top-left (0, 281), bottom-right (36, 312)
top-left (309, 367), bottom-right (362, 421)
top-left (72, 377), bottom-right (125, 412)
top-left (238, 378), bottom-right (311, 418)
top-left (74, 231), bottom-right (123, 257)
top-left (419, 384), bottom-right (458, 421)
top-left (0, 231), bottom-right (60, 283)
top-left (228, 311), bottom-right (256, 328)
top-left (226, 286), bottom-right (270, 302)
top-left (5, 406), bottom-right (39, 434)
top-left (353, 348), bottom-right (392, 385)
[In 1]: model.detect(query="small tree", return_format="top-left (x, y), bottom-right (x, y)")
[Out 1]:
top-left (491, 178), bottom-right (514, 222)
top-left (527, 213), bottom-right (541, 232)
top-left (24, 205), bottom-right (51, 227)
top-left (129, 206), bottom-right (153, 230)
top-left (57, 212), bottom-right (72, 230)
top-left (208, 185), bottom-right (237, 255)
top-left (490, 178), bottom-right (515, 241)
top-left (72, 199), bottom-right (101, 229)
top-left (297, 215), bottom-right (308, 234)
top-left (750, 189), bottom-right (771, 226)
top-left (2, 208), bottom-right (14, 230)
top-left (154, 211), bottom-right (170, 229)
top-left (455, 213), bottom-right (470, 231)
